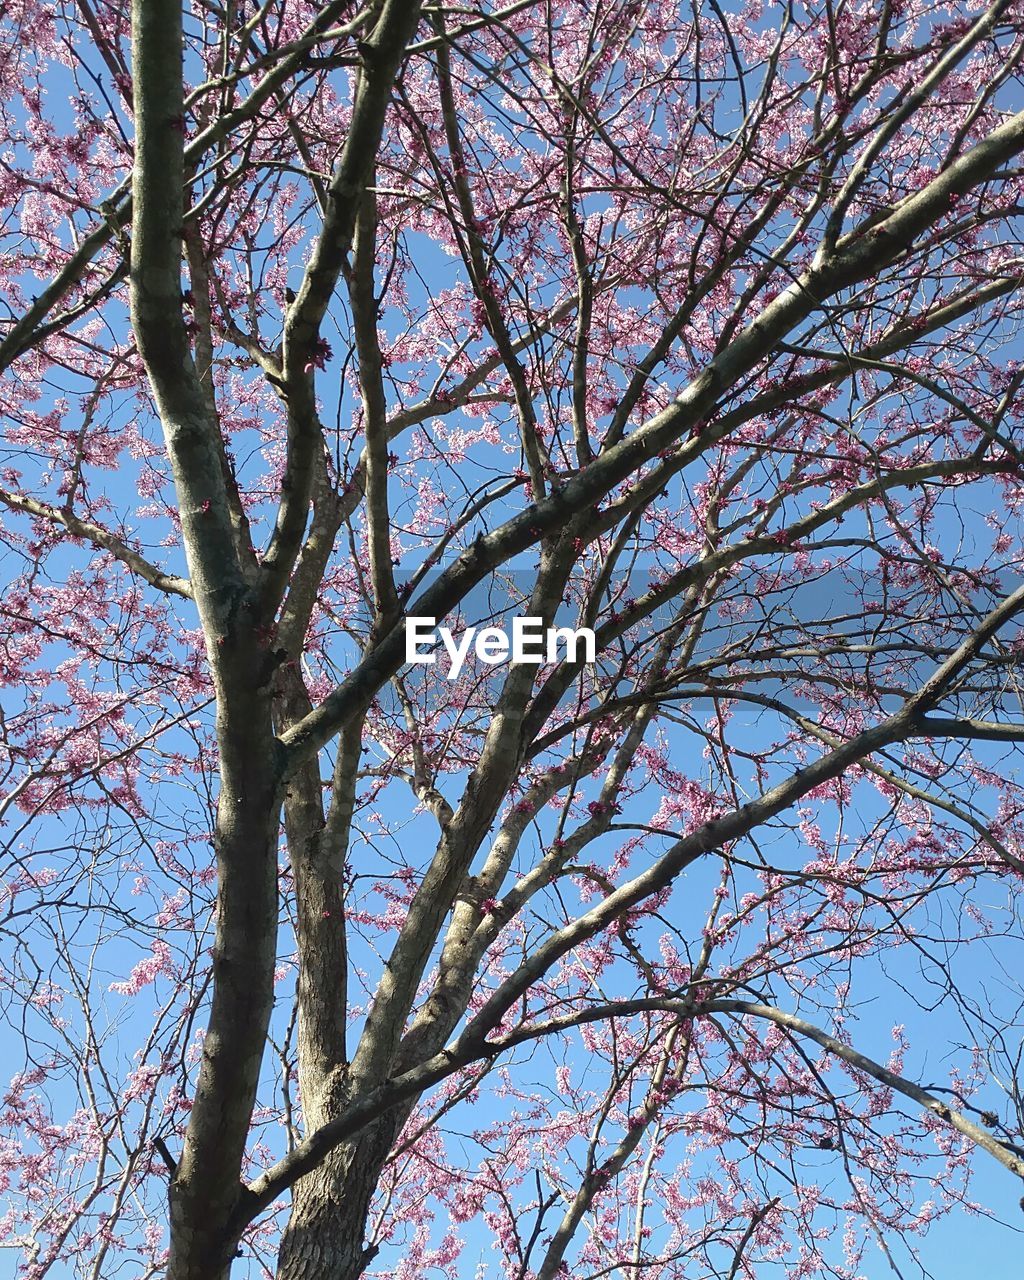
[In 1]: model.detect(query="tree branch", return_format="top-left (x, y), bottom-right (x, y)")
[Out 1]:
top-left (706, 999), bottom-right (1024, 1180)
top-left (0, 486), bottom-right (192, 598)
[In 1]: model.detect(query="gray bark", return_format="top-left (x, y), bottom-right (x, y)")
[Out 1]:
top-left (130, 4), bottom-right (283, 1275)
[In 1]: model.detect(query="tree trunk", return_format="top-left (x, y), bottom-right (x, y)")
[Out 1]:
top-left (163, 691), bottom-right (283, 1280)
top-left (276, 1119), bottom-right (398, 1280)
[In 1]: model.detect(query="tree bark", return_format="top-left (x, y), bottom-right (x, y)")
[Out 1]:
top-left (276, 1118), bottom-right (397, 1280)
top-left (130, 3), bottom-right (284, 1274)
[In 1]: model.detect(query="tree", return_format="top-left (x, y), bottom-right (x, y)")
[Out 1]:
top-left (3, 0), bottom-right (1024, 1275)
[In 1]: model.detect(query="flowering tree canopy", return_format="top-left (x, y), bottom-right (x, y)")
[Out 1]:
top-left (4, 0), bottom-right (1024, 1276)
